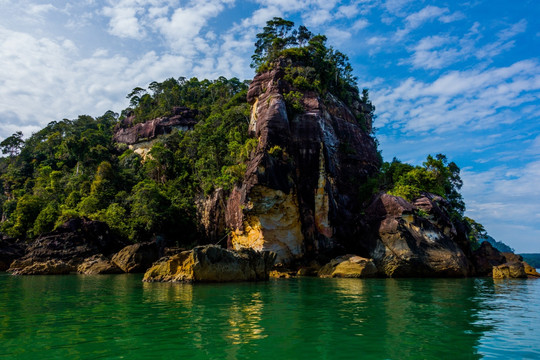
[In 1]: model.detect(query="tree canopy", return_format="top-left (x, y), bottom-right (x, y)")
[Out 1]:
top-left (251, 17), bottom-right (359, 107)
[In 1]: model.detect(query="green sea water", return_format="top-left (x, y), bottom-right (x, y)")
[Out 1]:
top-left (1, 274), bottom-right (539, 359)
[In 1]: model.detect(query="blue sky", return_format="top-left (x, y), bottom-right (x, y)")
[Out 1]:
top-left (1, 0), bottom-right (539, 252)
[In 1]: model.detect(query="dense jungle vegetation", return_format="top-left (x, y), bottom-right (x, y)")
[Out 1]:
top-left (0, 18), bottom-right (486, 248)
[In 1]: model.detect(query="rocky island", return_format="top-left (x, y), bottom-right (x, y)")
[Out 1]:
top-left (0, 18), bottom-right (537, 281)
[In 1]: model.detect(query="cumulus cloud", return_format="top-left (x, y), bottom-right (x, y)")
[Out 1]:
top-left (0, 25), bottom-right (195, 140)
top-left (374, 60), bottom-right (540, 133)
top-left (394, 5), bottom-right (463, 40)
top-left (461, 160), bottom-right (540, 252)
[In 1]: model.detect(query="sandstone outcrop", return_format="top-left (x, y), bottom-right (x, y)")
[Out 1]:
top-left (226, 59), bottom-right (380, 264)
top-left (318, 255), bottom-right (378, 278)
top-left (8, 218), bottom-right (127, 275)
top-left (10, 260), bottom-right (74, 275)
top-left (366, 193), bottom-right (471, 277)
top-left (524, 262), bottom-right (540, 277)
top-left (77, 254), bottom-right (123, 275)
top-left (143, 245), bottom-right (276, 283)
top-left (113, 107), bottom-right (198, 145)
top-left (492, 262), bottom-right (527, 279)
top-left (112, 242), bottom-right (159, 273)
top-left (471, 242), bottom-right (506, 276)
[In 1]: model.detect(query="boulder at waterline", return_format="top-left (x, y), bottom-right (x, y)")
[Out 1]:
top-left (366, 193), bottom-right (470, 277)
top-left (318, 255), bottom-right (378, 278)
top-left (523, 262), bottom-right (540, 277)
top-left (143, 245), bottom-right (276, 283)
top-left (10, 260), bottom-right (74, 275)
top-left (77, 254), bottom-right (123, 275)
top-left (492, 262), bottom-right (527, 279)
top-left (112, 242), bottom-right (159, 273)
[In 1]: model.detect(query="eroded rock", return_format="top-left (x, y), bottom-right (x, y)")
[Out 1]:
top-left (7, 218), bottom-right (127, 275)
top-left (226, 59), bottom-right (380, 264)
top-left (318, 255), bottom-right (378, 278)
top-left (143, 245), bottom-right (276, 283)
top-left (113, 107), bottom-right (198, 145)
top-left (492, 262), bottom-right (527, 279)
top-left (77, 254), bottom-right (123, 275)
top-left (10, 260), bottom-right (74, 275)
top-left (112, 242), bottom-right (159, 273)
top-left (366, 193), bottom-right (471, 277)
top-left (472, 242), bottom-right (506, 276)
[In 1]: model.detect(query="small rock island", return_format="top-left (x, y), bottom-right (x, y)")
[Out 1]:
top-left (0, 18), bottom-right (537, 281)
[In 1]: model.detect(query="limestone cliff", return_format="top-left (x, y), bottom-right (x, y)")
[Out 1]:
top-left (226, 60), bottom-right (380, 264)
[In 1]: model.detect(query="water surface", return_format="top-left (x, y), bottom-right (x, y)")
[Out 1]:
top-left (1, 274), bottom-right (539, 359)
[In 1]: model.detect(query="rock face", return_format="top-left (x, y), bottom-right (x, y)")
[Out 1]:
top-left (10, 260), bottom-right (74, 275)
top-left (318, 255), bottom-right (378, 278)
top-left (143, 245), bottom-right (276, 283)
top-left (0, 239), bottom-right (26, 271)
top-left (492, 262), bottom-right (527, 279)
top-left (524, 262), bottom-right (540, 277)
top-left (471, 242), bottom-right (506, 276)
top-left (365, 193), bottom-right (471, 277)
top-left (112, 242), bottom-right (159, 273)
top-left (8, 218), bottom-right (127, 275)
top-left (113, 107), bottom-right (198, 145)
top-left (226, 60), bottom-right (380, 264)
top-left (196, 188), bottom-right (228, 243)
top-left (77, 254), bottom-right (123, 275)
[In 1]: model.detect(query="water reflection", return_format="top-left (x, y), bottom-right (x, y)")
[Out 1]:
top-left (0, 274), bottom-right (538, 359)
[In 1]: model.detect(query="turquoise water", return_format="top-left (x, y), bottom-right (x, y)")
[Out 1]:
top-left (1, 274), bottom-right (539, 359)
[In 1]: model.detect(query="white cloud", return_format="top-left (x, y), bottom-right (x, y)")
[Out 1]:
top-left (102, 0), bottom-right (147, 39)
top-left (461, 161), bottom-right (540, 252)
top-left (352, 19), bottom-right (369, 31)
top-left (0, 25), bottom-right (198, 140)
top-left (374, 60), bottom-right (540, 133)
top-left (394, 5), bottom-right (463, 40)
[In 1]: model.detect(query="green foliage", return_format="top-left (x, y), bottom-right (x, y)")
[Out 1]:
top-left (252, 18), bottom-right (359, 108)
top-left (4, 194), bottom-right (43, 238)
top-left (283, 91), bottom-right (304, 116)
top-left (0, 75), bottom-right (251, 246)
top-left (365, 154), bottom-right (465, 219)
top-left (0, 131), bottom-right (24, 157)
top-left (33, 201), bottom-right (60, 235)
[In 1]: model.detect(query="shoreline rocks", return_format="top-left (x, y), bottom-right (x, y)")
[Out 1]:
top-left (6, 218), bottom-right (128, 275)
top-left (112, 242), bottom-right (159, 273)
top-left (318, 255), bottom-right (378, 278)
top-left (143, 245), bottom-right (276, 283)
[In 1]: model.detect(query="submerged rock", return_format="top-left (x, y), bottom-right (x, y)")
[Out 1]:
top-left (492, 262), bottom-right (527, 279)
top-left (318, 255), bottom-right (378, 278)
top-left (77, 254), bottom-right (123, 275)
top-left (366, 193), bottom-right (471, 277)
top-left (143, 245), bottom-right (276, 283)
top-left (112, 242), bottom-right (159, 273)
